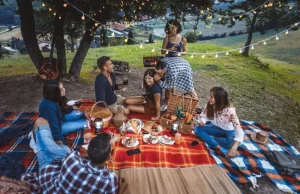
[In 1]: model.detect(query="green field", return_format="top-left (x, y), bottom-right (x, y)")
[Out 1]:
top-left (1, 37), bottom-right (300, 104)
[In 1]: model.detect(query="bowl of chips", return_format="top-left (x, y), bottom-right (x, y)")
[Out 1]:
top-left (125, 119), bottom-right (143, 134)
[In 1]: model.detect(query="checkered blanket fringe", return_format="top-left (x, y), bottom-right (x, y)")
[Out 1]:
top-left (207, 120), bottom-right (300, 194)
top-left (0, 112), bottom-right (84, 174)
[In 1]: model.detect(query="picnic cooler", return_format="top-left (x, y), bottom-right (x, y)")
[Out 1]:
top-left (160, 93), bottom-right (199, 134)
top-left (85, 101), bottom-right (112, 128)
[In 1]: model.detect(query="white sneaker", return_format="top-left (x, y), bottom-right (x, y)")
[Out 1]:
top-left (160, 104), bottom-right (168, 112)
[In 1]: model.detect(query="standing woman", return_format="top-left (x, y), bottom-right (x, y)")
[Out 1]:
top-left (194, 87), bottom-right (244, 158)
top-left (124, 69), bottom-right (162, 121)
top-left (161, 19), bottom-right (187, 57)
top-left (39, 81), bottom-right (85, 145)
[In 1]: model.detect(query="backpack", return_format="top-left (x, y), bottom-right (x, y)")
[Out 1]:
top-left (268, 151), bottom-right (300, 176)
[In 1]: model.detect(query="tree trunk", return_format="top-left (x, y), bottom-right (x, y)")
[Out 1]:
top-left (243, 13), bottom-right (258, 56)
top-left (17, 0), bottom-right (43, 70)
top-left (54, 14), bottom-right (67, 77)
top-left (68, 29), bottom-right (96, 79)
top-left (71, 36), bottom-right (75, 53)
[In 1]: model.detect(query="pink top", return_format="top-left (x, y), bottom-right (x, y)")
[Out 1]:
top-left (199, 106), bottom-right (244, 144)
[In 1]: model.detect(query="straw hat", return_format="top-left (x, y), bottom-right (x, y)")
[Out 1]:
top-left (251, 131), bottom-right (269, 145)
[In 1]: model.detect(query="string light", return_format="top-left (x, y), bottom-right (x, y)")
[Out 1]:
top-left (81, 14), bottom-right (85, 20)
top-left (239, 49), bottom-right (242, 53)
top-left (190, 54), bottom-right (194, 58)
top-left (59, 16), bottom-right (62, 19)
top-left (124, 39), bottom-right (128, 43)
top-left (63, 3), bottom-right (67, 7)
top-left (251, 45), bottom-right (254, 50)
top-left (202, 55), bottom-right (205, 58)
top-left (151, 48), bottom-right (155, 52)
top-left (285, 30), bottom-right (289, 34)
top-left (276, 36), bottom-right (279, 40)
top-left (53, 12), bottom-right (56, 16)
top-left (139, 43), bottom-right (143, 48)
top-left (49, 8), bottom-right (52, 12)
top-left (215, 53), bottom-right (218, 58)
top-left (42, 2), bottom-right (45, 7)
top-left (111, 32), bottom-right (115, 37)
top-left (166, 51), bottom-right (169, 54)
top-left (226, 52), bottom-right (229, 55)
top-left (263, 41), bottom-right (267, 45)
top-left (94, 23), bottom-right (99, 27)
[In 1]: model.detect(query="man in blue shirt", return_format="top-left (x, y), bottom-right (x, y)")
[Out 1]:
top-left (95, 56), bottom-right (129, 114)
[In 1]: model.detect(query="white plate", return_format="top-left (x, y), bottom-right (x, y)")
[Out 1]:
top-left (122, 137), bottom-right (139, 147)
top-left (158, 135), bottom-right (175, 145)
top-left (143, 134), bottom-right (158, 144)
top-left (67, 100), bottom-right (76, 106)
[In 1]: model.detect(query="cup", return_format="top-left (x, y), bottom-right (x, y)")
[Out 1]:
top-left (175, 133), bottom-right (181, 144)
top-left (123, 79), bottom-right (129, 85)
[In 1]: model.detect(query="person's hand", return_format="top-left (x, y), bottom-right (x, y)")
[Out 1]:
top-left (154, 74), bottom-right (162, 82)
top-left (227, 147), bottom-right (237, 158)
top-left (56, 140), bottom-right (63, 146)
top-left (151, 117), bottom-right (160, 121)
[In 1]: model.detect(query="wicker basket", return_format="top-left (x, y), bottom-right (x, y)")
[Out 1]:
top-left (160, 93), bottom-right (199, 134)
top-left (85, 101), bottom-right (113, 128)
top-left (113, 107), bottom-right (127, 128)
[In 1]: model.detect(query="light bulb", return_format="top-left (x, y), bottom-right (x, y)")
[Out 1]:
top-left (276, 36), bottom-right (279, 40)
top-left (226, 52), bottom-right (229, 55)
top-left (239, 15), bottom-right (242, 18)
top-left (42, 2), bottom-right (45, 7)
top-left (263, 41), bottom-right (267, 45)
top-left (253, 11), bottom-right (257, 14)
top-left (124, 39), bottom-right (128, 43)
top-left (264, 4), bottom-right (268, 8)
top-left (218, 18), bottom-right (222, 21)
top-left (112, 32), bottom-right (115, 37)
top-left (289, 6), bottom-right (292, 10)
top-left (49, 8), bottom-right (52, 12)
top-left (53, 12), bottom-right (56, 16)
top-left (285, 30), bottom-right (289, 35)
top-left (215, 53), bottom-right (218, 58)
top-left (239, 49), bottom-right (242, 53)
top-left (251, 45), bottom-right (254, 50)
top-left (190, 54), bottom-right (194, 59)
top-left (59, 16), bottom-right (62, 19)
top-left (63, 3), bottom-right (67, 7)
top-left (200, 10), bottom-right (204, 14)
top-left (151, 48), bottom-right (155, 52)
top-left (295, 23), bottom-right (299, 26)
top-left (94, 23), bottom-right (99, 27)
top-left (139, 43), bottom-right (143, 48)
top-left (166, 51), bottom-right (169, 54)
top-left (81, 14), bottom-right (85, 20)
top-left (232, 18), bottom-right (235, 21)
top-left (202, 55), bottom-right (205, 58)
top-left (268, 3), bottom-right (273, 7)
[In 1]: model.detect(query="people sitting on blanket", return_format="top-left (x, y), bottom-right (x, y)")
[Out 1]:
top-left (22, 130), bottom-right (118, 194)
top-left (194, 87), bottom-right (244, 158)
top-left (95, 56), bottom-right (129, 114)
top-left (124, 69), bottom-right (162, 121)
top-left (38, 80), bottom-right (86, 146)
top-left (161, 19), bottom-right (187, 57)
top-left (154, 59), bottom-right (198, 103)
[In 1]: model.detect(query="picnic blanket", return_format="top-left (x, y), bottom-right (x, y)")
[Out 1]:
top-left (116, 165), bottom-right (241, 194)
top-left (207, 120), bottom-right (300, 194)
top-left (0, 112), bottom-right (84, 174)
top-left (0, 106), bottom-right (215, 174)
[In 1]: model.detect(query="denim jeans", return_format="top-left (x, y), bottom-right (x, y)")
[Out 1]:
top-left (62, 110), bottom-right (86, 135)
top-left (194, 124), bottom-right (235, 149)
top-left (35, 125), bottom-right (70, 169)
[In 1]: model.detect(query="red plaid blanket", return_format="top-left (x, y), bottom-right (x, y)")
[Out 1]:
top-left (0, 100), bottom-right (215, 174)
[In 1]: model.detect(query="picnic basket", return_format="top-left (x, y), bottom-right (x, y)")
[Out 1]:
top-left (160, 93), bottom-right (199, 134)
top-left (85, 101), bottom-right (112, 128)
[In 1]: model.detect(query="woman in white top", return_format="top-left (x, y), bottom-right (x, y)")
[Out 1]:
top-left (194, 87), bottom-right (244, 157)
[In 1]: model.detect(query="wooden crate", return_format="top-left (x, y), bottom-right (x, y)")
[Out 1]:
top-left (160, 93), bottom-right (199, 134)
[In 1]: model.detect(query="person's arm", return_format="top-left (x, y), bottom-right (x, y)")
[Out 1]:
top-left (227, 110), bottom-right (244, 157)
top-left (40, 105), bottom-right (65, 142)
top-left (180, 37), bottom-right (187, 55)
top-left (152, 93), bottom-right (161, 120)
top-left (95, 77), bottom-right (107, 102)
top-left (161, 37), bottom-right (169, 55)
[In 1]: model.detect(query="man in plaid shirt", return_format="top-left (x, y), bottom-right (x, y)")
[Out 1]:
top-left (22, 131), bottom-right (118, 194)
top-left (154, 57), bottom-right (197, 102)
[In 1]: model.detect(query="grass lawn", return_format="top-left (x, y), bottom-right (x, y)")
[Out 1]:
top-left (1, 39), bottom-right (300, 104)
